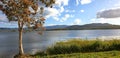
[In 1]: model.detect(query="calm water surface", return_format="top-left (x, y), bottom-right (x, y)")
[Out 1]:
top-left (0, 29), bottom-right (120, 58)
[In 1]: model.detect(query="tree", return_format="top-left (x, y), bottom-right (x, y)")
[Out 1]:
top-left (0, 0), bottom-right (55, 56)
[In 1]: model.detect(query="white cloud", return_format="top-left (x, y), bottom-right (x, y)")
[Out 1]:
top-left (60, 14), bottom-right (70, 22)
top-left (55, 0), bottom-right (69, 6)
top-left (81, 0), bottom-right (92, 5)
top-left (0, 21), bottom-right (18, 28)
top-left (73, 19), bottom-right (81, 25)
top-left (44, 0), bottom-right (70, 22)
top-left (44, 8), bottom-right (59, 18)
top-left (44, 8), bottom-right (74, 22)
top-left (90, 18), bottom-right (107, 23)
top-left (59, 6), bottom-right (64, 13)
top-left (76, 0), bottom-right (92, 5)
top-left (53, 16), bottom-right (59, 21)
top-left (90, 17), bottom-right (120, 25)
top-left (35, 0), bottom-right (68, 21)
top-left (62, 0), bottom-right (69, 6)
top-left (44, 6), bottom-right (65, 21)
top-left (76, 0), bottom-right (81, 6)
top-left (90, 7), bottom-right (120, 25)
top-left (46, 24), bottom-right (56, 26)
top-left (52, 13), bottom-right (74, 22)
top-left (80, 9), bottom-right (84, 12)
top-left (65, 10), bottom-right (75, 13)
top-left (97, 7), bottom-right (120, 18)
top-left (0, 11), bottom-right (8, 22)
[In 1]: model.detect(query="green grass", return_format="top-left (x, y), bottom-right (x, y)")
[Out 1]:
top-left (45, 39), bottom-right (120, 55)
top-left (33, 51), bottom-right (120, 58)
top-left (33, 39), bottom-right (120, 58)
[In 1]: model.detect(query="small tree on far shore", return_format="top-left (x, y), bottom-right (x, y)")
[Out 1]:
top-left (0, 0), bottom-right (55, 56)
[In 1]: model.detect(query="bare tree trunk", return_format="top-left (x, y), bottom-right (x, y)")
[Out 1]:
top-left (18, 20), bottom-right (24, 55)
top-left (19, 28), bottom-right (24, 55)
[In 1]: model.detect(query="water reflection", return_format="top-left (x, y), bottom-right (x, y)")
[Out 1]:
top-left (0, 29), bottom-right (120, 58)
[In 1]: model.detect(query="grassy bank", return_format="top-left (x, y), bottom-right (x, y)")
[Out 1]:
top-left (46, 39), bottom-right (120, 55)
top-left (33, 39), bottom-right (120, 57)
top-left (34, 51), bottom-right (120, 58)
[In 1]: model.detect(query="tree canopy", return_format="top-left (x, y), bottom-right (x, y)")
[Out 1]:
top-left (0, 0), bottom-right (56, 56)
top-left (0, 0), bottom-right (55, 29)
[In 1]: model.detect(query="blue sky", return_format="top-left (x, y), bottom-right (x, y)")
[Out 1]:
top-left (0, 0), bottom-right (120, 28)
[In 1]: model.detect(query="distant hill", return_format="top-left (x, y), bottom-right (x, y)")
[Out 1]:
top-left (46, 23), bottom-right (120, 30)
top-left (1, 23), bottom-right (120, 31)
top-left (46, 25), bottom-right (68, 30)
top-left (0, 28), bottom-right (18, 32)
top-left (66, 23), bottom-right (120, 30)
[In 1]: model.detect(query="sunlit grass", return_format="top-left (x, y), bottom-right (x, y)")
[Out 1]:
top-left (46, 39), bottom-right (120, 55)
top-left (34, 51), bottom-right (120, 58)
top-left (33, 39), bottom-right (120, 58)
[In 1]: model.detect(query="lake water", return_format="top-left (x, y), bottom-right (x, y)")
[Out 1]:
top-left (0, 29), bottom-right (120, 58)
